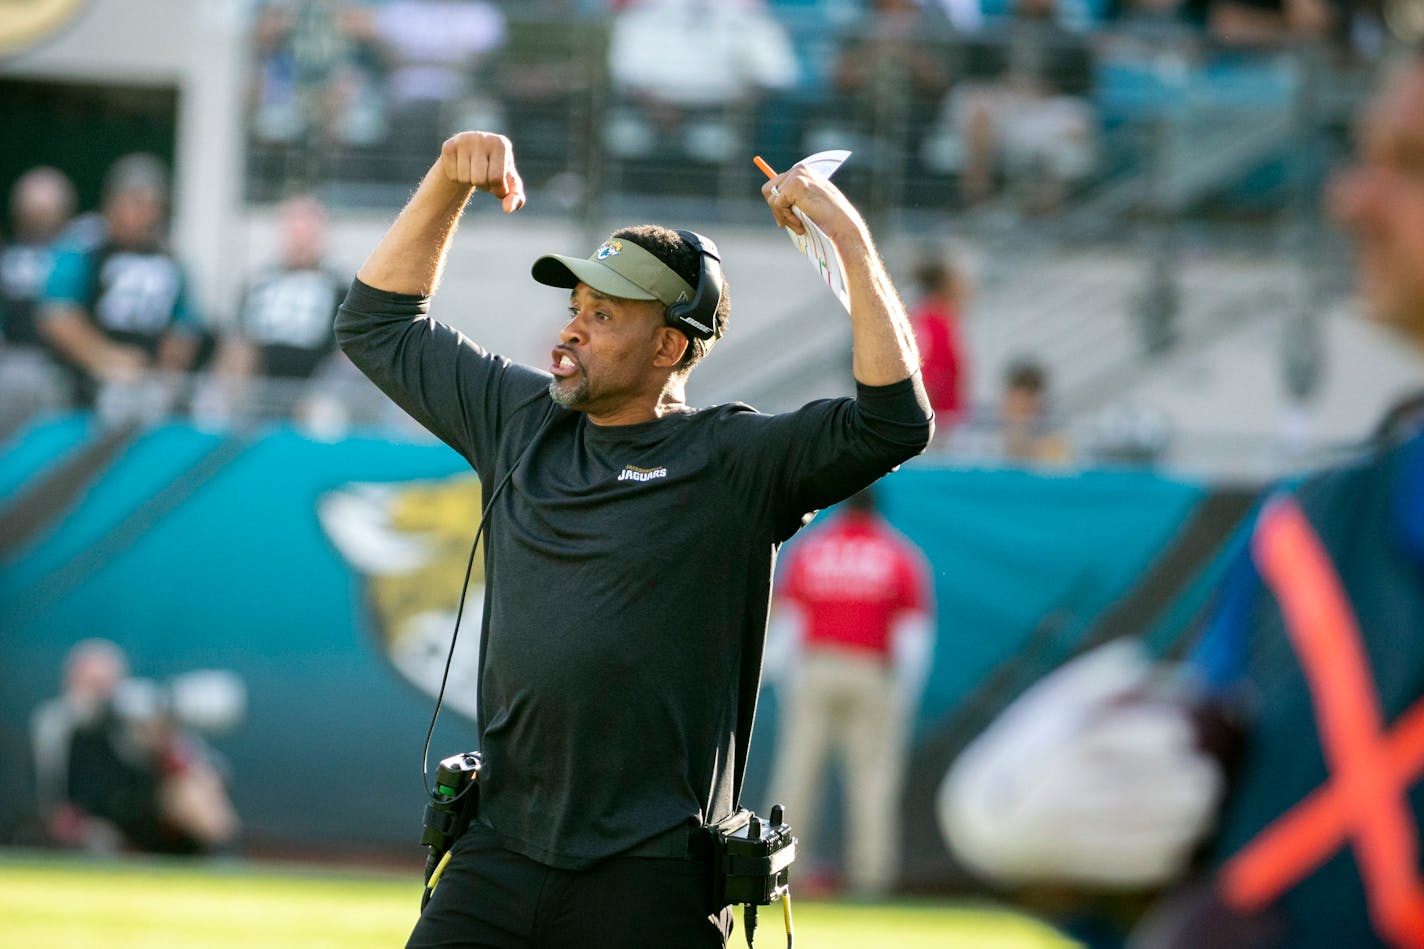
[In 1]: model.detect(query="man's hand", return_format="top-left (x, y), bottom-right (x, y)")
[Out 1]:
top-left (440, 132), bottom-right (525, 214)
top-left (759, 159), bottom-right (922, 388)
top-left (94, 343), bottom-right (149, 384)
top-left (355, 132), bottom-right (526, 294)
top-left (761, 163), bottom-right (867, 247)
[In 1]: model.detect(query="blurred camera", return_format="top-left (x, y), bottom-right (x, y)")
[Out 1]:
top-left (110, 670), bottom-right (247, 734)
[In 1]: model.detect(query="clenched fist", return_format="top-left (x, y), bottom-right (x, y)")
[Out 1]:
top-left (761, 162), bottom-right (866, 246)
top-left (440, 132), bottom-right (526, 214)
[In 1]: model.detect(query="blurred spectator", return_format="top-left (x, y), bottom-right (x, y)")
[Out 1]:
top-left (1, 167), bottom-right (76, 350)
top-left (817, 0), bottom-right (954, 173)
top-left (1104, 0), bottom-right (1195, 39)
top-left (30, 639), bottom-right (243, 855)
top-left (1083, 400), bottom-right (1172, 465)
top-left (37, 153), bottom-right (201, 416)
top-left (765, 487), bottom-right (936, 897)
top-left (0, 167), bottom-right (76, 434)
top-left (932, 0), bottom-right (989, 31)
top-left (347, 0), bottom-right (508, 179)
top-left (491, 2), bottom-right (608, 198)
top-left (605, 0), bottom-right (798, 162)
top-left (999, 357), bottom-right (1072, 464)
top-left (200, 195), bottom-right (350, 427)
top-left (1181, 0), bottom-right (1331, 47)
top-left (928, 0), bottom-right (1098, 213)
top-left (248, 0), bottom-right (386, 149)
top-left (908, 252), bottom-right (971, 434)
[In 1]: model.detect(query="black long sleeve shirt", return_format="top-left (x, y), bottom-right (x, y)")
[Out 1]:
top-left (337, 278), bottom-right (932, 868)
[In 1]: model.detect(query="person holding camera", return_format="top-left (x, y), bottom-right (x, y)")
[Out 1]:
top-left (336, 130), bottom-right (932, 947)
top-left (29, 639), bottom-right (241, 855)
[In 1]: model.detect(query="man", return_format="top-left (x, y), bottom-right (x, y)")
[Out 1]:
top-left (205, 194), bottom-right (349, 425)
top-left (222, 195), bottom-right (345, 384)
top-left (30, 639), bottom-right (241, 855)
top-left (907, 253), bottom-right (969, 434)
top-left (0, 166), bottom-right (76, 350)
top-left (336, 131), bottom-right (931, 947)
top-left (765, 486), bottom-right (935, 896)
top-left (605, 0), bottom-right (797, 162)
top-left (942, 53), bottom-right (1424, 948)
top-left (948, 0), bottom-right (1097, 212)
top-left (998, 358), bottom-right (1071, 464)
top-left (0, 167), bottom-right (77, 432)
top-left (38, 153), bottom-right (201, 409)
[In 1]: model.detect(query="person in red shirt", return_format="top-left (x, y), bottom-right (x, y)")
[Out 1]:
top-left (765, 486), bottom-right (936, 896)
top-left (907, 256), bottom-right (969, 435)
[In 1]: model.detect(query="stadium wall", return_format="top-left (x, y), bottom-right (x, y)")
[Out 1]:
top-left (0, 414), bottom-right (1257, 878)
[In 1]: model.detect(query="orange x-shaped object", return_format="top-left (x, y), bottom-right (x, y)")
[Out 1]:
top-left (1218, 497), bottom-right (1424, 949)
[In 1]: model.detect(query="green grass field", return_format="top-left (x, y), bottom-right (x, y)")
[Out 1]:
top-left (0, 851), bottom-right (1079, 948)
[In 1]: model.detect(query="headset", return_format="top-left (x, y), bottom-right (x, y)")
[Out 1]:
top-left (666, 230), bottom-right (724, 342)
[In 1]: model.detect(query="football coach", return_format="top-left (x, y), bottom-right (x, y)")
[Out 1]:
top-left (336, 130), bottom-right (932, 948)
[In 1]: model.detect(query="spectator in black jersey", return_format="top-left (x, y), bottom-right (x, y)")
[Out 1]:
top-left (336, 131), bottom-right (932, 948)
top-left (37, 153), bottom-right (201, 413)
top-left (206, 195), bottom-right (349, 423)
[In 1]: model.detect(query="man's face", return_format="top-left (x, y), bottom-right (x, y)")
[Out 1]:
top-left (1331, 61), bottom-right (1424, 347)
top-left (105, 188), bottom-right (164, 247)
top-left (548, 284), bottom-right (676, 417)
top-left (279, 197), bottom-right (327, 269)
top-left (1002, 385), bottom-right (1044, 426)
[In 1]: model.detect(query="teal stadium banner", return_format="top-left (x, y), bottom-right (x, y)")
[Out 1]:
top-left (0, 415), bottom-right (1257, 879)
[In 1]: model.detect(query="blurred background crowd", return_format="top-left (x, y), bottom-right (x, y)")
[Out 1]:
top-left (3, 0), bottom-right (1424, 946)
top-left (4, 0), bottom-right (1422, 460)
top-left (2, 0), bottom-right (1420, 468)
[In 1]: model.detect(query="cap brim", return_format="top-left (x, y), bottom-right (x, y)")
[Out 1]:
top-left (531, 254), bottom-right (659, 302)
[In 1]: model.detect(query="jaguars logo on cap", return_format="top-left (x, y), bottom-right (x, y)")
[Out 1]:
top-left (596, 240), bottom-right (623, 260)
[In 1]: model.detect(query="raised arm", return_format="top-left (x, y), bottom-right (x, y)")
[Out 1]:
top-left (338, 132), bottom-right (535, 468)
top-left (357, 132), bottom-right (526, 295)
top-left (760, 165), bottom-right (920, 387)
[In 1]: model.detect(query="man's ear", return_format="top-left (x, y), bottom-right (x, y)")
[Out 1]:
top-left (652, 326), bottom-right (690, 369)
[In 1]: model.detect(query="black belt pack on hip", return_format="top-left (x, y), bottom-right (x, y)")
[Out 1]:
top-left (706, 806), bottom-right (797, 907)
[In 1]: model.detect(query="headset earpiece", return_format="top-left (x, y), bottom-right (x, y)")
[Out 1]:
top-left (667, 230), bottom-right (723, 341)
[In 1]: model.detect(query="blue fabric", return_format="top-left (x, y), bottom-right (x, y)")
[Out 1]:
top-left (1197, 435), bottom-right (1424, 948)
top-left (1190, 540), bottom-right (1262, 692)
top-left (1395, 432), bottom-right (1424, 572)
top-left (40, 246), bottom-right (91, 308)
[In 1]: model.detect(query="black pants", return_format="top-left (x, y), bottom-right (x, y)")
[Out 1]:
top-left (408, 823), bottom-right (733, 948)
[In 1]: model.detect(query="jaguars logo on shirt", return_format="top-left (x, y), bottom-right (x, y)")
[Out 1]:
top-left (617, 464), bottom-right (667, 483)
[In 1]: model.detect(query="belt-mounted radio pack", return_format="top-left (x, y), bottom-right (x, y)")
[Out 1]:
top-left (419, 751), bottom-right (482, 908)
top-left (707, 805), bottom-right (798, 948)
top-left (707, 805), bottom-right (796, 906)
top-left (418, 755), bottom-right (798, 948)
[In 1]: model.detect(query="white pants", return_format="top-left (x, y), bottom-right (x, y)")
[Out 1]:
top-left (769, 648), bottom-right (909, 895)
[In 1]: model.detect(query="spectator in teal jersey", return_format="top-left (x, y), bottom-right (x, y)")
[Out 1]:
top-left (39, 153), bottom-right (201, 411)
